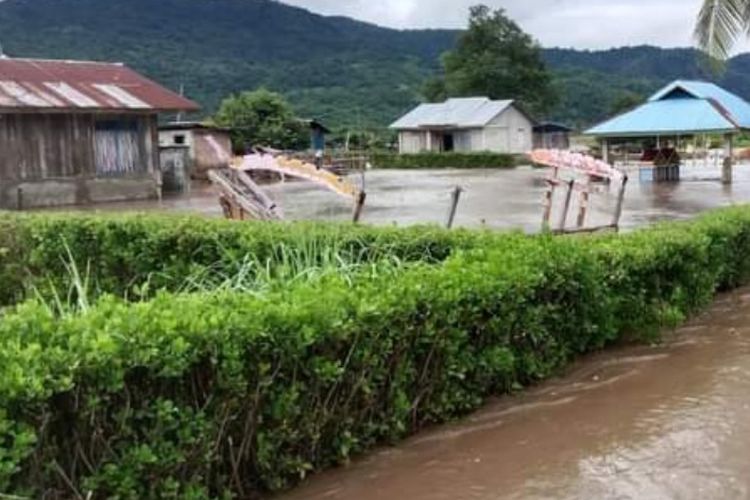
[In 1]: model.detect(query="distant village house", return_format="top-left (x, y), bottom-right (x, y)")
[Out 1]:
top-left (158, 122), bottom-right (232, 182)
top-left (0, 57), bottom-right (198, 209)
top-left (533, 122), bottom-right (573, 150)
top-left (390, 97), bottom-right (534, 154)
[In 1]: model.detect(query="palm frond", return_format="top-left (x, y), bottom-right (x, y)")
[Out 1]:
top-left (695, 0), bottom-right (750, 60)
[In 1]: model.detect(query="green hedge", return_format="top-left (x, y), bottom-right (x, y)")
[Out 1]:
top-left (372, 151), bottom-right (519, 169)
top-left (2, 207), bottom-right (750, 497)
top-left (0, 212), bottom-right (502, 307)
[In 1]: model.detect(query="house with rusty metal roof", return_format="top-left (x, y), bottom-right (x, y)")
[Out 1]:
top-left (390, 97), bottom-right (535, 154)
top-left (0, 57), bottom-right (199, 209)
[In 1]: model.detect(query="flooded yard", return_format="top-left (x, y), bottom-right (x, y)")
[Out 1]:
top-left (63, 164), bottom-right (750, 231)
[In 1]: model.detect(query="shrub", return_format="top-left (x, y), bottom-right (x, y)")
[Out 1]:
top-left (372, 151), bottom-right (520, 169)
top-left (0, 212), bottom-right (501, 307)
top-left (2, 207), bottom-right (750, 497)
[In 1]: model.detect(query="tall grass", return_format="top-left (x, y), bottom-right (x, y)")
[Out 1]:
top-left (30, 236), bottom-right (412, 311)
top-left (180, 239), bottom-right (408, 294)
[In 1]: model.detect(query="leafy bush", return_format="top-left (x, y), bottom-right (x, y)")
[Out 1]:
top-left (2, 207), bottom-right (750, 497)
top-left (0, 212), bottom-right (500, 307)
top-left (372, 151), bottom-right (520, 169)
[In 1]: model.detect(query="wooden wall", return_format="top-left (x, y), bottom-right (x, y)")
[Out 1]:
top-left (0, 112), bottom-right (160, 208)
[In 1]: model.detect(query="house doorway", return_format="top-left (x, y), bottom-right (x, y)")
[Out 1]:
top-left (443, 133), bottom-right (454, 152)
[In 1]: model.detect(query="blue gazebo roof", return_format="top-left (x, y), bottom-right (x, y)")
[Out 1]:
top-left (586, 80), bottom-right (750, 138)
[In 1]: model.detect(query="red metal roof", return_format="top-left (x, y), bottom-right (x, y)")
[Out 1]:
top-left (0, 58), bottom-right (199, 112)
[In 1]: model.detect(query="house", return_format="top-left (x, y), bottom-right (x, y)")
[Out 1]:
top-left (0, 57), bottom-right (198, 209)
top-left (389, 97), bottom-right (534, 154)
top-left (533, 122), bottom-right (573, 150)
top-left (158, 122), bottom-right (232, 181)
top-left (304, 119), bottom-right (330, 152)
top-left (586, 80), bottom-right (750, 183)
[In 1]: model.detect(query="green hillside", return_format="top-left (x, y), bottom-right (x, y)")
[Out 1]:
top-left (1, 0), bottom-right (749, 131)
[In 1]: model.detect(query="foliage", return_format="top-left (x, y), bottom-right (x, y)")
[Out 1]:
top-left (214, 89), bottom-right (308, 152)
top-left (609, 91), bottom-right (646, 116)
top-left (694, 0), bottom-right (750, 60)
top-left (2, 207), bottom-right (750, 497)
top-left (2, 0), bottom-right (750, 130)
top-left (426, 5), bottom-right (557, 116)
top-left (372, 151), bottom-right (519, 169)
top-left (0, 212), bottom-right (498, 307)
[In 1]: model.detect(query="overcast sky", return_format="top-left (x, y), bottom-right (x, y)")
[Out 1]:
top-left (281, 0), bottom-right (746, 51)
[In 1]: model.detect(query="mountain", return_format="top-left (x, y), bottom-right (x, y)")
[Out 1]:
top-left (544, 46), bottom-right (750, 127)
top-left (1, 0), bottom-right (750, 132)
top-left (0, 0), bottom-right (458, 129)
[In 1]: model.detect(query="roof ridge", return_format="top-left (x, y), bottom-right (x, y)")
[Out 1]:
top-left (0, 57), bottom-right (125, 66)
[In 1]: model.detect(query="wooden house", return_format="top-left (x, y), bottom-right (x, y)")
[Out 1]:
top-left (0, 57), bottom-right (198, 209)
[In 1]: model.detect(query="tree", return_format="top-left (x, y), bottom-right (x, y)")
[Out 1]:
top-left (214, 89), bottom-right (308, 152)
top-left (609, 91), bottom-right (644, 116)
top-left (426, 5), bottom-right (557, 116)
top-left (695, 0), bottom-right (750, 60)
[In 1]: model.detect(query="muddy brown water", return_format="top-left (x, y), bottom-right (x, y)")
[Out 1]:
top-left (55, 164), bottom-right (750, 232)
top-left (277, 288), bottom-right (750, 500)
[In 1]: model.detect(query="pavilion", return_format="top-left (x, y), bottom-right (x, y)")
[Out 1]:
top-left (586, 80), bottom-right (750, 183)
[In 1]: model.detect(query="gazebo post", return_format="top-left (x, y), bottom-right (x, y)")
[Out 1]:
top-left (602, 139), bottom-right (611, 165)
top-left (722, 133), bottom-right (734, 185)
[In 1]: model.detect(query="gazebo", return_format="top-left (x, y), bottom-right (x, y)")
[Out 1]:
top-left (586, 80), bottom-right (750, 184)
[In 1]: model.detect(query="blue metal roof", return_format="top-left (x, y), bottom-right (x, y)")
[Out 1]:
top-left (586, 80), bottom-right (750, 137)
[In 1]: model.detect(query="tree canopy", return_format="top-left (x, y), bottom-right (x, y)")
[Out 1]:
top-left (425, 5), bottom-right (557, 116)
top-left (214, 89), bottom-right (308, 152)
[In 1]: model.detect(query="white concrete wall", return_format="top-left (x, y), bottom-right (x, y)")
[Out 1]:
top-left (398, 131), bottom-right (427, 154)
top-left (396, 105), bottom-right (533, 154)
top-left (483, 106), bottom-right (533, 154)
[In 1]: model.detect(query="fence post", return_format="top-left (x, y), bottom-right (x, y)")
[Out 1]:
top-left (352, 191), bottom-right (367, 224)
top-left (557, 179), bottom-right (575, 231)
top-left (446, 186), bottom-right (463, 229)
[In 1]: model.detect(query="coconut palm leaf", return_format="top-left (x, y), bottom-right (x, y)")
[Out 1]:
top-left (695, 0), bottom-right (750, 60)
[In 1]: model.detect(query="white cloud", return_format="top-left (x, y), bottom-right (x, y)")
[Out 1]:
top-left (281, 0), bottom-right (750, 51)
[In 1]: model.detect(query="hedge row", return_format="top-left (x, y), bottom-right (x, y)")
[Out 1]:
top-left (0, 212), bottom-right (502, 307)
top-left (2, 207), bottom-right (750, 498)
top-left (372, 151), bottom-right (520, 169)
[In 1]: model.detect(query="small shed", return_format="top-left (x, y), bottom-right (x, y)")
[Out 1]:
top-left (533, 122), bottom-right (573, 150)
top-left (390, 97), bottom-right (535, 154)
top-left (586, 80), bottom-right (750, 183)
top-left (306, 119), bottom-right (330, 152)
top-left (159, 122), bottom-right (232, 180)
top-left (0, 57), bottom-right (198, 208)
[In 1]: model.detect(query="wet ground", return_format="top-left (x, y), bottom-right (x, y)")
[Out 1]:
top-left (277, 287), bottom-right (750, 500)
top-left (64, 163), bottom-right (750, 232)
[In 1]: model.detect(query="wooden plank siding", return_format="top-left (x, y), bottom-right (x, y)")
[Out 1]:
top-left (0, 112), bottom-right (160, 208)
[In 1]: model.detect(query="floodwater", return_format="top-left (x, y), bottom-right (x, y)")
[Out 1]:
top-left (67, 163), bottom-right (750, 232)
top-left (277, 287), bottom-right (750, 500)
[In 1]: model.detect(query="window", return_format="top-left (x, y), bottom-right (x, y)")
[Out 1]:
top-left (174, 134), bottom-right (186, 145)
top-left (94, 119), bottom-right (141, 176)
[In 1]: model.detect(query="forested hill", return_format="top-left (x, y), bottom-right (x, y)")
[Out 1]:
top-left (1, 0), bottom-right (750, 130)
top-left (0, 0), bottom-right (458, 128)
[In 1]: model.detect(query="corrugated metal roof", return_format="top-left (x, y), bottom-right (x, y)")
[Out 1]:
top-left (0, 58), bottom-right (199, 112)
top-left (586, 80), bottom-right (750, 137)
top-left (390, 97), bottom-right (515, 129)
